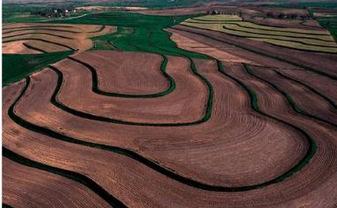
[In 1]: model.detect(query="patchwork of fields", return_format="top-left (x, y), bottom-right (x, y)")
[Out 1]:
top-left (3, 23), bottom-right (116, 53)
top-left (3, 4), bottom-right (337, 208)
top-left (182, 15), bottom-right (337, 53)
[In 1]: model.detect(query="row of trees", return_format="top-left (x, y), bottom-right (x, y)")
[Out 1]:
top-left (266, 12), bottom-right (310, 20)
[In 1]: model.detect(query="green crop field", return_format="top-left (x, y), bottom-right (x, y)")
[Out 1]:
top-left (3, 51), bottom-right (73, 86)
top-left (182, 15), bottom-right (337, 53)
top-left (51, 11), bottom-right (209, 58)
top-left (2, 11), bottom-right (209, 86)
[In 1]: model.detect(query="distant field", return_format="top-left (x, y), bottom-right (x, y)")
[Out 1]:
top-left (2, 23), bottom-right (116, 54)
top-left (276, 1), bottom-right (337, 42)
top-left (181, 15), bottom-right (337, 53)
top-left (52, 11), bottom-right (208, 58)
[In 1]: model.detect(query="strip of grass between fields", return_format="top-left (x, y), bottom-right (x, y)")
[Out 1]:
top-left (3, 51), bottom-right (73, 86)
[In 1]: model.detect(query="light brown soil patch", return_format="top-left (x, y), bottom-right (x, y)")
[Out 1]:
top-left (2, 40), bottom-right (42, 54)
top-left (170, 31), bottom-right (255, 64)
top-left (2, 23), bottom-right (116, 54)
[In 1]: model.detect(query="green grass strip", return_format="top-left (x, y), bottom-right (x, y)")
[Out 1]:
top-left (3, 51), bottom-right (73, 86)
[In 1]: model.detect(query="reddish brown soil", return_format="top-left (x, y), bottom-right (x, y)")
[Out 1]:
top-left (73, 51), bottom-right (167, 94)
top-left (274, 68), bottom-right (337, 104)
top-left (3, 158), bottom-right (110, 208)
top-left (170, 32), bottom-right (255, 64)
top-left (11, 55), bottom-right (305, 187)
top-left (250, 66), bottom-right (337, 126)
top-left (172, 25), bottom-right (337, 76)
top-left (54, 52), bottom-right (207, 123)
top-left (168, 27), bottom-right (296, 69)
top-left (3, 8), bottom-right (337, 206)
top-left (222, 63), bottom-right (337, 207)
top-left (3, 59), bottom-right (337, 207)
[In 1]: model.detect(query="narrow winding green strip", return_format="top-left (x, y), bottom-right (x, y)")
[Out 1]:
top-left (218, 61), bottom-right (317, 184)
top-left (245, 65), bottom-right (337, 128)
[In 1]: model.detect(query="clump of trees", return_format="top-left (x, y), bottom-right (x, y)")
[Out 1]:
top-left (31, 7), bottom-right (77, 18)
top-left (266, 12), bottom-right (310, 20)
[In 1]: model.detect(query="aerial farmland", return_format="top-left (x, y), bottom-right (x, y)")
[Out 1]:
top-left (2, 0), bottom-right (337, 207)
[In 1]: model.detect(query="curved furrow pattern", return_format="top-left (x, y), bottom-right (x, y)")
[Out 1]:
top-left (219, 62), bottom-right (337, 207)
top-left (214, 21), bottom-right (330, 36)
top-left (219, 25), bottom-right (337, 47)
top-left (3, 28), bottom-right (82, 35)
top-left (88, 25), bottom-right (106, 33)
top-left (3, 157), bottom-right (111, 208)
top-left (3, 38), bottom-right (76, 51)
top-left (172, 25), bottom-right (337, 80)
top-left (3, 24), bottom-right (76, 30)
top-left (3, 148), bottom-right (126, 208)
top-left (51, 54), bottom-right (208, 124)
top-left (273, 68), bottom-right (337, 107)
top-left (245, 65), bottom-right (337, 128)
top-left (3, 32), bottom-right (75, 40)
top-left (8, 57), bottom-right (308, 190)
top-left (2, 23), bottom-right (116, 54)
top-left (22, 43), bottom-right (47, 53)
top-left (182, 16), bottom-right (337, 53)
top-left (4, 80), bottom-right (336, 208)
top-left (3, 82), bottom-right (126, 207)
top-left (217, 62), bottom-right (317, 177)
top-left (67, 52), bottom-right (175, 97)
top-left (219, 24), bottom-right (335, 43)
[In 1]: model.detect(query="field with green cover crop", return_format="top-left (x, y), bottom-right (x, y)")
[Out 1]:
top-left (3, 3), bottom-right (337, 208)
top-left (181, 14), bottom-right (337, 53)
top-left (52, 11), bottom-right (208, 58)
top-left (3, 51), bottom-right (72, 86)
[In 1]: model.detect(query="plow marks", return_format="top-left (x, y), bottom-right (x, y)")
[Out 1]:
top-left (3, 50), bottom-right (337, 207)
top-left (181, 15), bottom-right (337, 54)
top-left (2, 23), bottom-right (116, 54)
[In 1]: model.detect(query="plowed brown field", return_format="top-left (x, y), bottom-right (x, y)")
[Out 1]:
top-left (2, 23), bottom-right (116, 54)
top-left (3, 9), bottom-right (337, 207)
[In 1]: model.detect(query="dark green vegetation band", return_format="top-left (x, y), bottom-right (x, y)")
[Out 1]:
top-left (3, 147), bottom-right (127, 208)
top-left (3, 51), bottom-right (73, 86)
top-left (51, 11), bottom-right (209, 58)
top-left (3, 32), bottom-right (74, 40)
top-left (2, 11), bottom-right (208, 87)
top-left (48, 57), bottom-right (213, 126)
top-left (8, 60), bottom-right (315, 191)
top-left (2, 204), bottom-right (14, 208)
top-left (274, 70), bottom-right (337, 108)
top-left (3, 38), bottom-right (76, 51)
top-left (5, 79), bottom-right (128, 207)
top-left (218, 62), bottom-right (317, 186)
top-left (174, 25), bottom-right (337, 80)
top-left (2, 8), bottom-right (322, 195)
top-left (245, 67), bottom-right (337, 128)
top-left (67, 55), bottom-right (176, 98)
top-left (22, 43), bottom-right (48, 53)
